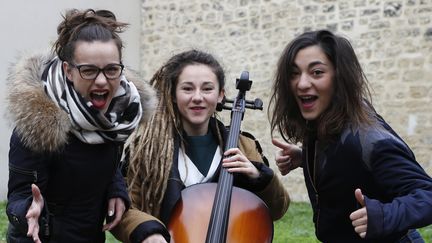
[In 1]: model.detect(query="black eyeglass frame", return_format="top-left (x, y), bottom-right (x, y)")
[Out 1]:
top-left (68, 62), bottom-right (125, 80)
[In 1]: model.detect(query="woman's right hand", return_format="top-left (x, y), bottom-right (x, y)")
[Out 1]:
top-left (272, 138), bottom-right (302, 175)
top-left (26, 184), bottom-right (44, 243)
top-left (142, 233), bottom-right (168, 243)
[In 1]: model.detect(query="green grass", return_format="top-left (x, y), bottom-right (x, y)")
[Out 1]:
top-left (273, 202), bottom-right (319, 242)
top-left (0, 202), bottom-right (7, 243)
top-left (1, 201), bottom-right (431, 242)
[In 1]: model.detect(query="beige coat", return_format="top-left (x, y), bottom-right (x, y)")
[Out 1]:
top-left (113, 130), bottom-right (290, 242)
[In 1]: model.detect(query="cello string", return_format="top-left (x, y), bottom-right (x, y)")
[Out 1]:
top-left (207, 95), bottom-right (246, 242)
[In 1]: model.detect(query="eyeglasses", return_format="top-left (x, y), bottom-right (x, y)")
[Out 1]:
top-left (69, 63), bottom-right (124, 80)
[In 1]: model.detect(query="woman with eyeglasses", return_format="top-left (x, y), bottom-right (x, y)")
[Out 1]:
top-left (6, 9), bottom-right (156, 242)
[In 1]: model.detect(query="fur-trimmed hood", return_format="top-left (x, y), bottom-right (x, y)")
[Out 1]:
top-left (6, 52), bottom-right (157, 153)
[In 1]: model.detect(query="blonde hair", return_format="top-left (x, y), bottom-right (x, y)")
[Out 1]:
top-left (126, 68), bottom-right (180, 216)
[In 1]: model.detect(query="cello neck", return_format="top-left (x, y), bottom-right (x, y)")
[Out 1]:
top-left (224, 95), bottom-right (245, 151)
top-left (216, 95), bottom-right (245, 187)
top-left (205, 74), bottom-right (249, 243)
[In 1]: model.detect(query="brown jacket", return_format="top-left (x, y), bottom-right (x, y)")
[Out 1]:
top-left (112, 120), bottom-right (290, 242)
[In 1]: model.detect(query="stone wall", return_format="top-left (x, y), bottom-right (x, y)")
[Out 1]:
top-left (139, 0), bottom-right (432, 201)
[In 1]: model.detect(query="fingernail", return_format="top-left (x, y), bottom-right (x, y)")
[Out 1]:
top-left (108, 210), bottom-right (114, 216)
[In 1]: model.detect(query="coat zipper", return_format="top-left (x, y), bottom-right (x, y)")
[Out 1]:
top-left (305, 141), bottom-right (319, 233)
top-left (9, 164), bottom-right (38, 183)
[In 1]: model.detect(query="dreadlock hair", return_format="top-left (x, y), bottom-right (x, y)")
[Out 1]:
top-left (126, 49), bottom-right (225, 217)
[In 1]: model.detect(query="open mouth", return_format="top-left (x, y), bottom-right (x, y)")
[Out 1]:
top-left (90, 91), bottom-right (109, 109)
top-left (299, 95), bottom-right (318, 104)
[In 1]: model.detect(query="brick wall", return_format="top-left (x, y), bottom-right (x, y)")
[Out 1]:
top-left (139, 0), bottom-right (432, 201)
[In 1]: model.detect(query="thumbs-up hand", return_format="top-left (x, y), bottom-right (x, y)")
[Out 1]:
top-left (349, 188), bottom-right (368, 238)
top-left (272, 138), bottom-right (302, 175)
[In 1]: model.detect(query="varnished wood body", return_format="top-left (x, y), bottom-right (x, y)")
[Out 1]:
top-left (168, 183), bottom-right (273, 243)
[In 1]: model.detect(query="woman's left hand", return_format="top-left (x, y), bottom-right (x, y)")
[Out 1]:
top-left (222, 148), bottom-right (260, 179)
top-left (102, 197), bottom-right (126, 231)
top-left (349, 188), bottom-right (368, 238)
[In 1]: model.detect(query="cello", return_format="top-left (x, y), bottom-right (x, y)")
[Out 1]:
top-left (168, 71), bottom-right (273, 243)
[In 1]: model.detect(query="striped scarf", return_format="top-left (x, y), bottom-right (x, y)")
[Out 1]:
top-left (42, 57), bottom-right (142, 144)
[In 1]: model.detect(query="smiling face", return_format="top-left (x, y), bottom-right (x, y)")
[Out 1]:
top-left (63, 40), bottom-right (121, 113)
top-left (290, 45), bottom-right (335, 121)
top-left (175, 64), bottom-right (224, 136)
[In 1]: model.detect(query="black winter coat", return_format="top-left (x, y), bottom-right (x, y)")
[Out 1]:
top-left (303, 115), bottom-right (432, 242)
top-left (5, 52), bottom-right (156, 242)
top-left (7, 132), bottom-right (128, 243)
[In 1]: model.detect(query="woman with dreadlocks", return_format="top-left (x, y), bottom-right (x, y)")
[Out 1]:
top-left (111, 49), bottom-right (290, 243)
